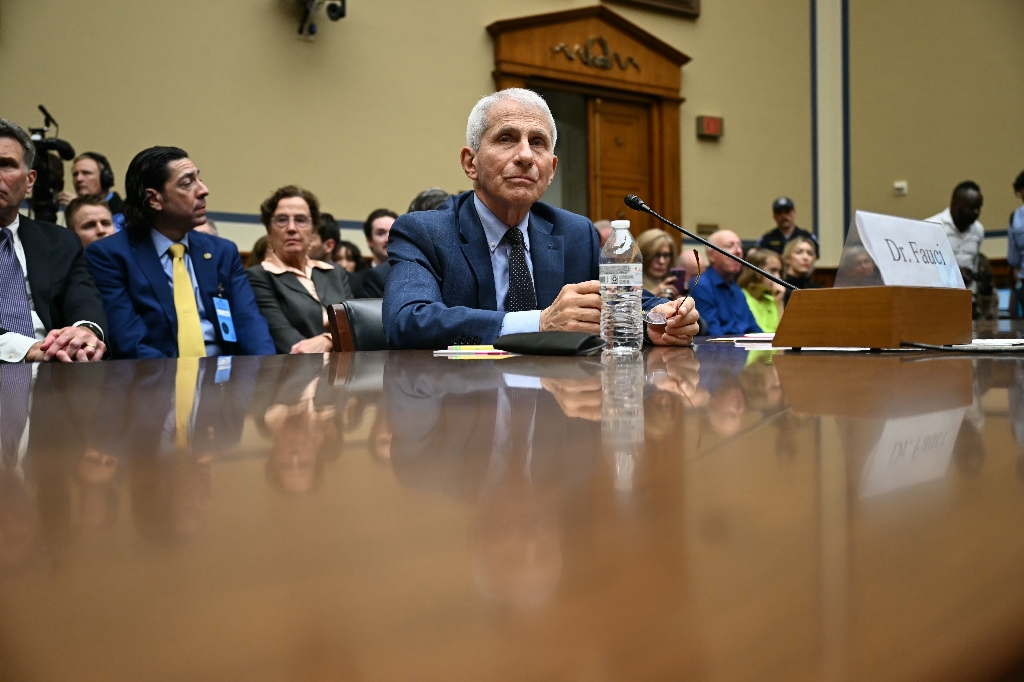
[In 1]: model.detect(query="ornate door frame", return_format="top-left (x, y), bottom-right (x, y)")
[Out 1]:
top-left (487, 5), bottom-right (690, 226)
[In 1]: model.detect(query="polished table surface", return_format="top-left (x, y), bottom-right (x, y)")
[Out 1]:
top-left (3, 333), bottom-right (1024, 681)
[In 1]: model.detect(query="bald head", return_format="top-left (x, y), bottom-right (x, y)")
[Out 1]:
top-left (707, 230), bottom-right (743, 280)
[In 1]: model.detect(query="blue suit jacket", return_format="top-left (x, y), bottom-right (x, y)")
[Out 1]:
top-left (383, 192), bottom-right (665, 349)
top-left (85, 228), bottom-right (275, 359)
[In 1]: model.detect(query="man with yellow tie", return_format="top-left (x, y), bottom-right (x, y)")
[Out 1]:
top-left (85, 147), bottom-right (275, 359)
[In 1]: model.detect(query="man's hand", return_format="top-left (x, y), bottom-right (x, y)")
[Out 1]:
top-left (541, 375), bottom-right (603, 421)
top-left (540, 281), bottom-right (602, 333)
top-left (648, 297), bottom-right (700, 346)
top-left (25, 342), bottom-right (47, 363)
top-left (290, 334), bottom-right (334, 354)
top-left (38, 326), bottom-right (105, 362)
top-left (646, 346), bottom-right (703, 399)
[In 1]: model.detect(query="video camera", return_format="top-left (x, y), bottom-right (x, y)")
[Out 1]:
top-left (29, 105), bottom-right (75, 223)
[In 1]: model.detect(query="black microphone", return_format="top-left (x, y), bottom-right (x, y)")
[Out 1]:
top-left (624, 195), bottom-right (796, 291)
top-left (48, 138), bottom-right (76, 161)
top-left (38, 105), bottom-right (58, 128)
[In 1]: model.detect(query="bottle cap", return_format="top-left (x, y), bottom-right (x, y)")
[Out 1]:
top-left (610, 220), bottom-right (630, 229)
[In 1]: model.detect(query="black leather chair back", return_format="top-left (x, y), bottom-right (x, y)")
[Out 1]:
top-left (328, 299), bottom-right (387, 352)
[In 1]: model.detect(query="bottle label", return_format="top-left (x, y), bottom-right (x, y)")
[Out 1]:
top-left (599, 263), bottom-right (643, 286)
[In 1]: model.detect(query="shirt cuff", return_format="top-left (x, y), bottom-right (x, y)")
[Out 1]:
top-left (72, 320), bottom-right (104, 341)
top-left (499, 310), bottom-right (542, 336)
top-left (0, 332), bottom-right (39, 363)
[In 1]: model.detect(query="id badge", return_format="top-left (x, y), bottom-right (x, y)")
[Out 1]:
top-left (212, 297), bottom-right (237, 342)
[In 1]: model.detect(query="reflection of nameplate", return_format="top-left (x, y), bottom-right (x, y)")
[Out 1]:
top-left (774, 355), bottom-right (973, 418)
top-left (842, 211), bottom-right (965, 289)
top-left (859, 407), bottom-right (967, 498)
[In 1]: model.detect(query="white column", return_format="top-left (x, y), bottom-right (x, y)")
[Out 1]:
top-left (814, 0), bottom-right (848, 267)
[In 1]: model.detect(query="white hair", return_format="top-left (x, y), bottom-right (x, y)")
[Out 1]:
top-left (466, 88), bottom-right (557, 152)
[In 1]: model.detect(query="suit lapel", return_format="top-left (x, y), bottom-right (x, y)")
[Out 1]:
top-left (311, 268), bottom-right (338, 306)
top-left (458, 198), bottom-right (497, 311)
top-left (527, 212), bottom-right (564, 309)
top-left (18, 218), bottom-right (53, 331)
top-left (280, 270), bottom-right (316, 302)
top-left (129, 231), bottom-right (177, 330)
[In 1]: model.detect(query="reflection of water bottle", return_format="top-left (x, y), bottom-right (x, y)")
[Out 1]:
top-left (601, 353), bottom-right (645, 491)
top-left (600, 220), bottom-right (643, 354)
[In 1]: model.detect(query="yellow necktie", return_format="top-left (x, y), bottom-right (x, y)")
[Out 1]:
top-left (174, 357), bottom-right (200, 449)
top-left (168, 243), bottom-right (207, 358)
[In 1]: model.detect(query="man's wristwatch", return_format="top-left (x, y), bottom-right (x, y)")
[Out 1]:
top-left (73, 321), bottom-right (105, 341)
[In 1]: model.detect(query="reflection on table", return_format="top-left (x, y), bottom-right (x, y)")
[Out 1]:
top-left (1, 343), bottom-right (1024, 680)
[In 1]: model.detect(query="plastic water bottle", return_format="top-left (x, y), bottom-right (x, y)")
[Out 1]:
top-left (599, 220), bottom-right (643, 354)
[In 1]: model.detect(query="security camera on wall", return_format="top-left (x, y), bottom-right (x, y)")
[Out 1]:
top-left (296, 0), bottom-right (345, 39)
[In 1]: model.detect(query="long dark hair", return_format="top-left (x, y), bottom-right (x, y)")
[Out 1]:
top-left (123, 146), bottom-right (188, 237)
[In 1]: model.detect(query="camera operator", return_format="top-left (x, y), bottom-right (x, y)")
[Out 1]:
top-left (57, 153), bottom-right (125, 231)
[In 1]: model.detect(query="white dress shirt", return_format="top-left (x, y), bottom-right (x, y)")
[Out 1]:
top-left (926, 207), bottom-right (984, 272)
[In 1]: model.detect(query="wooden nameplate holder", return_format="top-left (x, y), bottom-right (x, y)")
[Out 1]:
top-left (772, 286), bottom-right (972, 349)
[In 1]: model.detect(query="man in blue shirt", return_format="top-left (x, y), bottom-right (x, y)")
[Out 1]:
top-left (688, 229), bottom-right (761, 336)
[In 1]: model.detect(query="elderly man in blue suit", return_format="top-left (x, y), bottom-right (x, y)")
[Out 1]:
top-left (383, 89), bottom-right (699, 349)
top-left (85, 146), bottom-right (274, 359)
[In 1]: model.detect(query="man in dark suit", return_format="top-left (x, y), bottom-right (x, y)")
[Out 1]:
top-left (85, 146), bottom-right (275, 359)
top-left (383, 89), bottom-right (700, 349)
top-left (0, 119), bottom-right (107, 363)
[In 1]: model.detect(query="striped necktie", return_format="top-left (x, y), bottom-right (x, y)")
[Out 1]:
top-left (168, 243), bottom-right (207, 358)
top-left (0, 227), bottom-right (35, 338)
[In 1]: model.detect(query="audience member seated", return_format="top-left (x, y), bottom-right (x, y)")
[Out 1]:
top-left (334, 240), bottom-right (366, 274)
top-left (1008, 170), bottom-right (1024, 316)
top-left (349, 208), bottom-right (398, 298)
top-left (688, 230), bottom-right (761, 337)
top-left (383, 88), bottom-right (697, 349)
top-left (247, 185), bottom-right (354, 354)
top-left (309, 212), bottom-right (340, 263)
top-left (248, 235), bottom-right (268, 268)
top-left (927, 180), bottom-right (985, 289)
top-left (593, 219), bottom-right (613, 246)
top-left (781, 235), bottom-right (820, 304)
top-left (637, 229), bottom-right (679, 300)
top-left (56, 152), bottom-right (127, 231)
top-left (0, 119), bottom-right (107, 363)
top-left (738, 248), bottom-right (785, 333)
top-left (408, 188), bottom-right (452, 213)
top-left (65, 194), bottom-right (116, 248)
top-left (85, 146), bottom-right (274, 359)
top-left (361, 189), bottom-right (452, 299)
top-left (193, 217), bottom-right (217, 235)
top-left (755, 196), bottom-right (819, 257)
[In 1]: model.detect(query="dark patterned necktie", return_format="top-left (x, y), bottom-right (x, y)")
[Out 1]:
top-left (0, 227), bottom-right (34, 338)
top-left (1, 364), bottom-right (32, 468)
top-left (503, 227), bottom-right (536, 313)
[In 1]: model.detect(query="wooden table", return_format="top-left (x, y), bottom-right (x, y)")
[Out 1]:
top-left (1, 342), bottom-right (1024, 681)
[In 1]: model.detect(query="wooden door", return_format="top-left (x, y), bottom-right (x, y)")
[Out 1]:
top-left (589, 98), bottom-right (654, 235)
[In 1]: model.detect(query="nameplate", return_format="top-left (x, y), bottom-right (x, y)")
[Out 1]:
top-left (854, 211), bottom-right (965, 289)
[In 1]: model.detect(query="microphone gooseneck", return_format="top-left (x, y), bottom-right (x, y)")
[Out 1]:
top-left (623, 195), bottom-right (797, 291)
